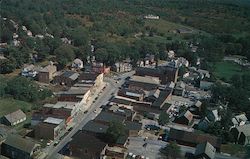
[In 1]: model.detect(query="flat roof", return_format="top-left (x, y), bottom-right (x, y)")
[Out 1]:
top-left (44, 117), bottom-right (64, 125)
top-left (44, 102), bottom-right (77, 109)
top-left (130, 75), bottom-right (160, 85)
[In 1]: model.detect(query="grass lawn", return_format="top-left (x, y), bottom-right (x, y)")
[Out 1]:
top-left (0, 98), bottom-right (32, 117)
top-left (213, 61), bottom-right (250, 81)
top-left (144, 19), bottom-right (193, 34)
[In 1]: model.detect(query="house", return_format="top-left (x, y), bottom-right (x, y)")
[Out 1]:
top-left (112, 62), bottom-right (132, 72)
top-left (175, 57), bottom-right (189, 68)
top-left (168, 128), bottom-right (221, 151)
top-left (21, 64), bottom-right (39, 78)
top-left (174, 110), bottom-right (194, 126)
top-left (78, 72), bottom-right (103, 88)
top-left (173, 81), bottom-right (186, 96)
top-left (144, 14), bottom-right (160, 19)
top-left (1, 109), bottom-right (26, 126)
top-left (135, 66), bottom-right (178, 84)
top-left (194, 142), bottom-right (216, 159)
top-left (1, 134), bottom-right (40, 159)
top-left (91, 62), bottom-right (110, 74)
top-left (35, 117), bottom-right (65, 140)
top-left (82, 120), bottom-right (109, 135)
top-left (53, 71), bottom-right (79, 87)
top-left (197, 117), bottom-right (210, 131)
top-left (69, 131), bottom-right (107, 159)
top-left (31, 103), bottom-right (73, 126)
top-left (71, 58), bottom-right (83, 69)
top-left (151, 90), bottom-right (172, 109)
top-left (230, 124), bottom-right (250, 145)
top-left (128, 75), bottom-right (160, 91)
top-left (207, 109), bottom-right (221, 122)
top-left (38, 63), bottom-right (57, 83)
top-left (167, 50), bottom-right (175, 59)
top-left (124, 121), bottom-right (142, 137)
top-left (105, 146), bottom-right (127, 159)
top-left (94, 111), bottom-right (126, 125)
top-left (118, 88), bottom-right (144, 101)
top-left (197, 69), bottom-right (210, 79)
top-left (189, 101), bottom-right (202, 117)
top-left (108, 105), bottom-right (136, 121)
top-left (200, 81), bottom-right (214, 91)
top-left (232, 114), bottom-right (248, 126)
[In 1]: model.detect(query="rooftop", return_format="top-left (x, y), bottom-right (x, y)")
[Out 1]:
top-left (130, 75), bottom-right (160, 85)
top-left (195, 142), bottom-right (216, 159)
top-left (44, 102), bottom-right (78, 110)
top-left (3, 134), bottom-right (38, 154)
top-left (95, 111), bottom-right (126, 124)
top-left (4, 109), bottom-right (26, 123)
top-left (43, 117), bottom-right (64, 125)
top-left (82, 120), bottom-right (109, 134)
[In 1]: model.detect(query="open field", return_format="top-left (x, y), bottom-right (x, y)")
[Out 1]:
top-left (0, 98), bottom-right (32, 117)
top-left (213, 61), bottom-right (250, 81)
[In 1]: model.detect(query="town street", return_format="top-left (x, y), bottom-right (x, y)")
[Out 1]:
top-left (46, 71), bottom-right (135, 158)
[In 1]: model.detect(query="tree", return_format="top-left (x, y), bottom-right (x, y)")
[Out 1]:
top-left (105, 121), bottom-right (125, 143)
top-left (0, 58), bottom-right (17, 74)
top-left (70, 27), bottom-right (88, 47)
top-left (158, 112), bottom-right (169, 126)
top-left (160, 142), bottom-right (181, 159)
top-left (54, 44), bottom-right (75, 67)
top-left (5, 76), bottom-right (52, 102)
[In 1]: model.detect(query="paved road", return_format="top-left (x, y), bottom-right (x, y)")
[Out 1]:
top-left (46, 71), bottom-right (135, 158)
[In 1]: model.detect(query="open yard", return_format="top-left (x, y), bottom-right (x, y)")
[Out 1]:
top-left (213, 61), bottom-right (250, 81)
top-left (0, 98), bottom-right (32, 117)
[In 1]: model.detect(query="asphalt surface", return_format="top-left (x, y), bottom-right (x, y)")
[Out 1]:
top-left (46, 71), bottom-right (135, 158)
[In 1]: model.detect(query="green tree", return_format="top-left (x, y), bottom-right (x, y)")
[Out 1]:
top-left (160, 142), bottom-right (181, 159)
top-left (0, 58), bottom-right (17, 74)
top-left (54, 44), bottom-right (75, 67)
top-left (105, 121), bottom-right (125, 143)
top-left (158, 112), bottom-right (169, 126)
top-left (70, 27), bottom-right (88, 47)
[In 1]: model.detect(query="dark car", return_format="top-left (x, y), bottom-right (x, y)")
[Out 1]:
top-left (145, 125), bottom-right (160, 131)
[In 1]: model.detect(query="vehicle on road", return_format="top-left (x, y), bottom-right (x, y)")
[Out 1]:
top-left (94, 109), bottom-right (98, 113)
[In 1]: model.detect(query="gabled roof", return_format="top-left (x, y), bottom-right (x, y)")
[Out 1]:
top-left (4, 109), bottom-right (26, 124)
top-left (130, 75), bottom-right (160, 85)
top-left (232, 114), bottom-right (248, 125)
top-left (236, 124), bottom-right (250, 137)
top-left (3, 134), bottom-right (38, 154)
top-left (195, 101), bottom-right (202, 108)
top-left (195, 142), bottom-right (216, 159)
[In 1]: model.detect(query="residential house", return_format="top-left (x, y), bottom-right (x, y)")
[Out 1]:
top-left (31, 104), bottom-right (73, 126)
top-left (94, 111), bottom-right (126, 125)
top-left (197, 117), bottom-right (211, 131)
top-left (194, 142), bottom-right (216, 159)
top-left (38, 63), bottom-right (57, 83)
top-left (174, 110), bottom-right (194, 126)
top-left (231, 124), bottom-right (250, 145)
top-left (168, 128), bottom-right (221, 151)
top-left (176, 28), bottom-right (193, 34)
top-left (78, 72), bottom-right (103, 88)
top-left (135, 66), bottom-right (178, 84)
top-left (207, 109), bottom-right (221, 122)
top-left (1, 109), bottom-right (26, 126)
top-left (197, 69), bottom-right (210, 79)
top-left (144, 14), bottom-right (160, 19)
top-left (189, 100), bottom-right (202, 117)
top-left (82, 120), bottom-right (109, 135)
top-left (124, 121), bottom-right (142, 137)
top-left (69, 131), bottom-right (107, 159)
top-left (53, 71), bottom-right (79, 87)
top-left (151, 90), bottom-right (172, 109)
top-left (232, 114), bottom-right (248, 127)
top-left (173, 81), bottom-right (186, 96)
top-left (35, 117), bottom-right (65, 140)
top-left (71, 58), bottom-right (83, 69)
top-left (112, 62), bottom-right (132, 72)
top-left (108, 105), bottom-right (136, 121)
top-left (91, 62), bottom-right (110, 74)
top-left (21, 64), bottom-right (39, 78)
top-left (1, 134), bottom-right (40, 159)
